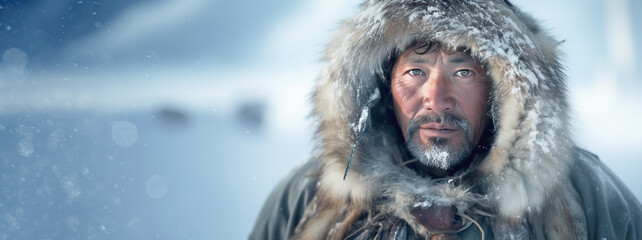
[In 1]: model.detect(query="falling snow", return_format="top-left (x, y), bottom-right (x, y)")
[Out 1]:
top-left (111, 121), bottom-right (138, 148)
top-left (145, 175), bottom-right (168, 199)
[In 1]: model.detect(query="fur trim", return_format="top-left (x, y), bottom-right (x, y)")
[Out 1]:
top-left (297, 0), bottom-right (585, 238)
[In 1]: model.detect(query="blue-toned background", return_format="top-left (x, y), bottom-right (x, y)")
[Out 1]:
top-left (1, 0), bottom-right (640, 239)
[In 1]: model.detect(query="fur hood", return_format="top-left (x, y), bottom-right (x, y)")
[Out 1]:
top-left (294, 0), bottom-right (586, 239)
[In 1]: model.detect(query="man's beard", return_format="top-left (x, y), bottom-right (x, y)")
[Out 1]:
top-left (406, 112), bottom-right (473, 170)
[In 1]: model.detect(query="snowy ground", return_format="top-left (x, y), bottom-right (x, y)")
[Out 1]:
top-left (0, 65), bottom-right (317, 239)
top-left (0, 104), bottom-right (313, 239)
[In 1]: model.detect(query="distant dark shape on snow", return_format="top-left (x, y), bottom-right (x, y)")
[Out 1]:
top-left (156, 106), bottom-right (189, 127)
top-left (236, 100), bottom-right (266, 131)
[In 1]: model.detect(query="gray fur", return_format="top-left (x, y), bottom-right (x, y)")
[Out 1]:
top-left (294, 0), bottom-right (586, 239)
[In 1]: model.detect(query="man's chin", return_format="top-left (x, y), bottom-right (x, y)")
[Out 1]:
top-left (418, 148), bottom-right (460, 170)
top-left (408, 140), bottom-right (471, 171)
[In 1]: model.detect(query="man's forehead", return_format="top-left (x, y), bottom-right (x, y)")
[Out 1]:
top-left (400, 49), bottom-right (475, 65)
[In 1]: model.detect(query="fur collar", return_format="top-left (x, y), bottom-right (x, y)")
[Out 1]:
top-left (293, 0), bottom-right (585, 239)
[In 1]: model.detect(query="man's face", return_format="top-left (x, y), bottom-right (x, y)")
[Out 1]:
top-left (391, 45), bottom-right (491, 170)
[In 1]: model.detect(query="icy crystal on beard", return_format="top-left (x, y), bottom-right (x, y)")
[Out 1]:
top-left (408, 137), bottom-right (472, 171)
top-left (424, 145), bottom-right (451, 170)
top-left (422, 138), bottom-right (452, 170)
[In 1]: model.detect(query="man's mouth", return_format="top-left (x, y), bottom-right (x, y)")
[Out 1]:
top-left (406, 113), bottom-right (470, 142)
top-left (419, 123), bottom-right (458, 137)
top-left (420, 123), bottom-right (458, 130)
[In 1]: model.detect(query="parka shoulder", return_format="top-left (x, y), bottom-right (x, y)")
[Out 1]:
top-left (571, 148), bottom-right (642, 239)
top-left (249, 159), bottom-right (319, 240)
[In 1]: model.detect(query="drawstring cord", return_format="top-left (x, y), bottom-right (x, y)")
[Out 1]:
top-left (398, 158), bottom-right (418, 167)
top-left (343, 212), bottom-right (386, 239)
top-left (456, 212), bottom-right (485, 240)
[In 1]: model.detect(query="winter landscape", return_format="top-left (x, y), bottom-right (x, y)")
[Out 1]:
top-left (0, 0), bottom-right (640, 239)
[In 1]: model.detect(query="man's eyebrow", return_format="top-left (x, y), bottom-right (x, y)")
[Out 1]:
top-left (402, 56), bottom-right (472, 65)
top-left (448, 57), bottom-right (469, 64)
top-left (404, 57), bottom-right (429, 64)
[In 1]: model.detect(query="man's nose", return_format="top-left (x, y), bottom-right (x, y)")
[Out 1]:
top-left (421, 70), bottom-right (455, 112)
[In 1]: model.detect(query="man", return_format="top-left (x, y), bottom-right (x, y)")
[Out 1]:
top-left (251, 0), bottom-right (642, 239)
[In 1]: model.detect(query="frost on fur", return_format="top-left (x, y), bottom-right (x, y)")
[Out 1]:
top-left (304, 0), bottom-right (581, 238)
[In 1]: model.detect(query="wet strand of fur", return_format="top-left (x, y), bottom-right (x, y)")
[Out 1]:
top-left (344, 131), bottom-right (364, 180)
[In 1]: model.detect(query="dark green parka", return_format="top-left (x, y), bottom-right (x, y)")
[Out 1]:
top-left (251, 149), bottom-right (642, 239)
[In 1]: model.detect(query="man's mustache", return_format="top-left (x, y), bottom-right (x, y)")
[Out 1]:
top-left (407, 112), bottom-right (472, 141)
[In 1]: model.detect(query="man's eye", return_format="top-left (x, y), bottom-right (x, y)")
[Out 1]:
top-left (455, 70), bottom-right (472, 77)
top-left (408, 69), bottom-right (423, 76)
